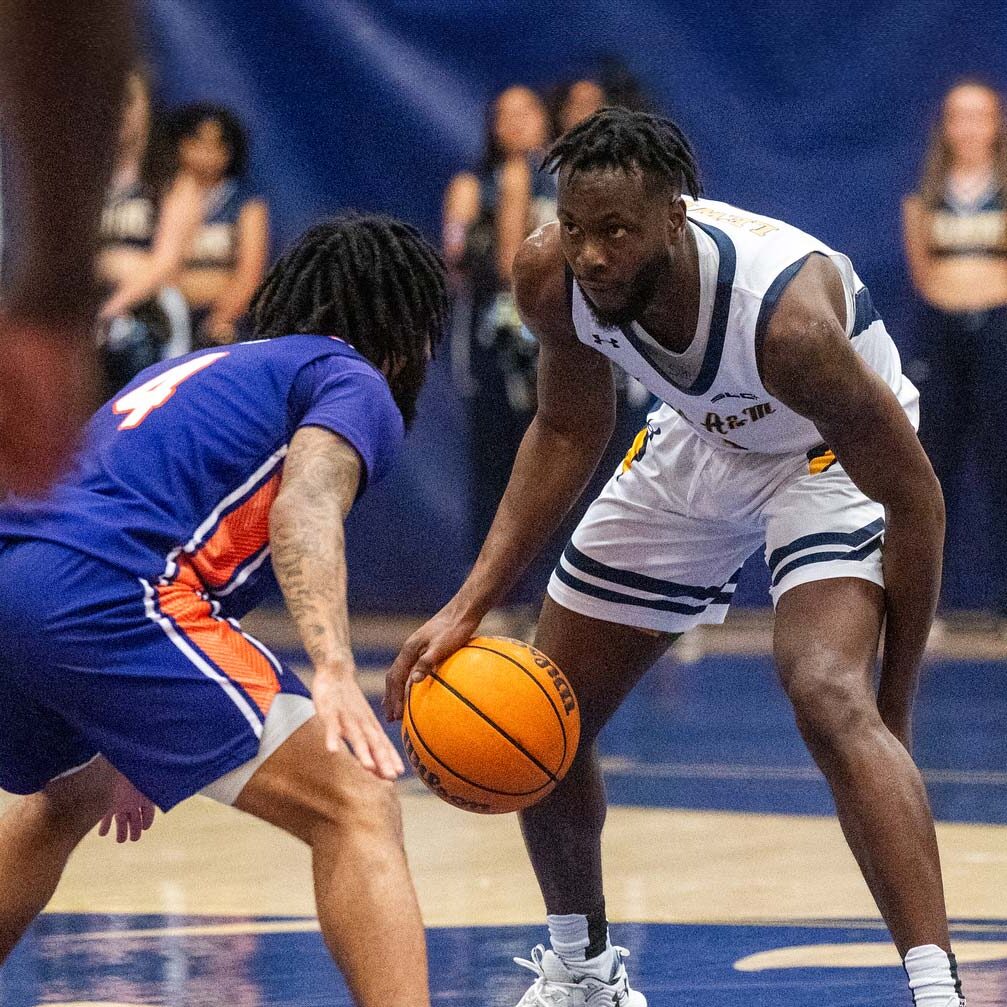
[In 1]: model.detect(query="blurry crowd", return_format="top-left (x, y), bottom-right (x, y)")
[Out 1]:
top-left (96, 69), bottom-right (269, 397)
top-left (902, 79), bottom-right (1007, 622)
top-left (442, 61), bottom-right (653, 587)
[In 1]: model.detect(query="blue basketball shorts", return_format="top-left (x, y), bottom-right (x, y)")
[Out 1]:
top-left (0, 539), bottom-right (311, 810)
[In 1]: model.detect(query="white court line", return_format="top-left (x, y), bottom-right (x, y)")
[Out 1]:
top-left (44, 917), bottom-right (1007, 944)
top-left (598, 756), bottom-right (1007, 788)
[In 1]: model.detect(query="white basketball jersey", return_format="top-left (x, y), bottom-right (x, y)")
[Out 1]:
top-left (569, 197), bottom-right (919, 455)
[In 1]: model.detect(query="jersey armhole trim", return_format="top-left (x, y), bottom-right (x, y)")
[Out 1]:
top-left (753, 252), bottom-right (813, 384)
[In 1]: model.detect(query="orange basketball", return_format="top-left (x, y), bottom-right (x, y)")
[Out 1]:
top-left (402, 636), bottom-right (580, 814)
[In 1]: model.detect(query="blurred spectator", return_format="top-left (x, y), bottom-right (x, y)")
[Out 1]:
top-left (98, 70), bottom-right (202, 393)
top-left (549, 79), bottom-right (606, 137)
top-left (903, 79), bottom-right (1007, 620)
top-left (166, 104), bottom-right (269, 347)
top-left (443, 85), bottom-right (556, 565)
top-left (547, 56), bottom-right (653, 138)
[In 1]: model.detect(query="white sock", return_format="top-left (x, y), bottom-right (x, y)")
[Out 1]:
top-left (904, 945), bottom-right (961, 1006)
top-left (547, 913), bottom-right (590, 961)
top-left (546, 914), bottom-right (615, 975)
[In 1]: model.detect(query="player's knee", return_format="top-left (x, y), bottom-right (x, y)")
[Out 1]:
top-left (301, 770), bottom-right (403, 848)
top-left (782, 659), bottom-right (879, 759)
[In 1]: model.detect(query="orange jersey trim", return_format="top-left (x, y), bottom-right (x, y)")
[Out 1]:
top-left (189, 471), bottom-right (282, 592)
top-left (157, 561), bottom-right (282, 717)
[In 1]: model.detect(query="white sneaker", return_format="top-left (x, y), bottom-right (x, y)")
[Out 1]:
top-left (513, 944), bottom-right (647, 1006)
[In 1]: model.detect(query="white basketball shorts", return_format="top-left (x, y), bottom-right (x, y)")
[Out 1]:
top-left (547, 404), bottom-right (887, 634)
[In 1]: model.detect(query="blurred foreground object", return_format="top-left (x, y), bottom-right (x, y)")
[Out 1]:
top-left (0, 0), bottom-right (134, 494)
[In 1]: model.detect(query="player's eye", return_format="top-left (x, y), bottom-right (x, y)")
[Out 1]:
top-left (607, 225), bottom-right (627, 239)
top-left (561, 221), bottom-right (582, 238)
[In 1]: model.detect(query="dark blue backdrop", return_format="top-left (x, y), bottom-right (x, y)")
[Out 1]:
top-left (143, 1), bottom-right (1006, 612)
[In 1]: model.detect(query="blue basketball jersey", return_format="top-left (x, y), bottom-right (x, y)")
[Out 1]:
top-left (0, 335), bottom-right (403, 616)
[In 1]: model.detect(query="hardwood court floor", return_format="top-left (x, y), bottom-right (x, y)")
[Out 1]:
top-left (3, 614), bottom-right (1005, 1005)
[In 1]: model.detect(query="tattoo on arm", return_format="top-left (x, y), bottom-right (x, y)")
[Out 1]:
top-left (269, 427), bottom-right (361, 672)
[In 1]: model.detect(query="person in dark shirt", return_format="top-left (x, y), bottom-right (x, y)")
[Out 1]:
top-left (903, 79), bottom-right (1007, 623)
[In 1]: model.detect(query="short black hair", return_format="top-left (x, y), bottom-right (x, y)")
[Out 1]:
top-left (543, 107), bottom-right (701, 199)
top-left (249, 214), bottom-right (448, 427)
top-left (168, 102), bottom-right (249, 178)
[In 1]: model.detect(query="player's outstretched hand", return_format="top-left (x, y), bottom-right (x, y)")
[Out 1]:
top-left (97, 771), bottom-right (156, 844)
top-left (313, 672), bottom-right (405, 781)
top-left (383, 606), bottom-right (481, 722)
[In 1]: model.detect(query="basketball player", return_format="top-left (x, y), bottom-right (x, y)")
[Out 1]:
top-left (0, 0), bottom-right (134, 495)
top-left (0, 215), bottom-right (447, 1007)
top-left (387, 109), bottom-right (964, 1007)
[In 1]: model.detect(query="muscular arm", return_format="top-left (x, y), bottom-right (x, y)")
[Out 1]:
top-left (270, 425), bottom-right (403, 777)
top-left (270, 425), bottom-right (358, 673)
top-left (454, 238), bottom-right (615, 618)
top-left (761, 255), bottom-right (944, 748)
top-left (385, 224), bottom-right (615, 716)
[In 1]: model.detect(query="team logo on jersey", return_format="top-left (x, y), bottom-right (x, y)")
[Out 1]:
top-left (702, 401), bottom-right (775, 434)
top-left (619, 421), bottom-right (660, 477)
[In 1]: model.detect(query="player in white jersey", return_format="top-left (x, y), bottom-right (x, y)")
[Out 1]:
top-left (386, 109), bottom-right (962, 1007)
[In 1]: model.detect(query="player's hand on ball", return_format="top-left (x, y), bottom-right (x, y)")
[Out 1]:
top-left (97, 771), bottom-right (156, 843)
top-left (313, 671), bottom-right (405, 780)
top-left (383, 605), bottom-right (481, 722)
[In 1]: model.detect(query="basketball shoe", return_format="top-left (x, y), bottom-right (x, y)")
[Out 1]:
top-left (513, 944), bottom-right (647, 1006)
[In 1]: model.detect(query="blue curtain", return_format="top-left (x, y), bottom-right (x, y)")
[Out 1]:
top-left (143, 0), bottom-right (1007, 611)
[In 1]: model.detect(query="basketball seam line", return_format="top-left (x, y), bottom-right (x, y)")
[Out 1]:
top-left (463, 643), bottom-right (569, 763)
top-left (428, 671), bottom-right (559, 783)
top-left (405, 692), bottom-right (555, 798)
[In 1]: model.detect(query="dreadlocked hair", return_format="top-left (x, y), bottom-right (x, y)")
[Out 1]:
top-left (542, 106), bottom-right (702, 199)
top-left (250, 213), bottom-right (448, 427)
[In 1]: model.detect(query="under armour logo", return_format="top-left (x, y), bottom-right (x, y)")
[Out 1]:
top-left (592, 334), bottom-right (620, 348)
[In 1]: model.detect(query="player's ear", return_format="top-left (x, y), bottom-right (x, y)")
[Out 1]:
top-left (666, 196), bottom-right (688, 242)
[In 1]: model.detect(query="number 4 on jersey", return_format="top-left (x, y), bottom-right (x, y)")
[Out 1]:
top-left (113, 352), bottom-right (230, 430)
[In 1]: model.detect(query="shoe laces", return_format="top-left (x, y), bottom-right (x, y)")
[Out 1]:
top-left (514, 945), bottom-right (633, 1005)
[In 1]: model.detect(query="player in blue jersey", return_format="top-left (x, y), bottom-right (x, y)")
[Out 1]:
top-left (0, 214), bottom-right (447, 1007)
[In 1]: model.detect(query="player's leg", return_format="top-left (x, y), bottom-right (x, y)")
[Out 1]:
top-left (521, 597), bottom-right (673, 936)
top-left (232, 715), bottom-right (429, 1007)
top-left (775, 578), bottom-right (950, 954)
top-left (766, 462), bottom-right (961, 1006)
top-left (0, 756), bottom-right (117, 963)
top-left (510, 410), bottom-right (759, 1004)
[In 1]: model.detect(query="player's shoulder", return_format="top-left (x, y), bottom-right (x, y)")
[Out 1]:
top-left (512, 221), bottom-right (574, 342)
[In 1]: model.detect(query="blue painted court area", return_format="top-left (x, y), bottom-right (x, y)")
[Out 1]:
top-left (348, 648), bottom-right (1007, 826)
top-left (6, 915), bottom-right (1006, 1006)
top-left (596, 654), bottom-right (1007, 823)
